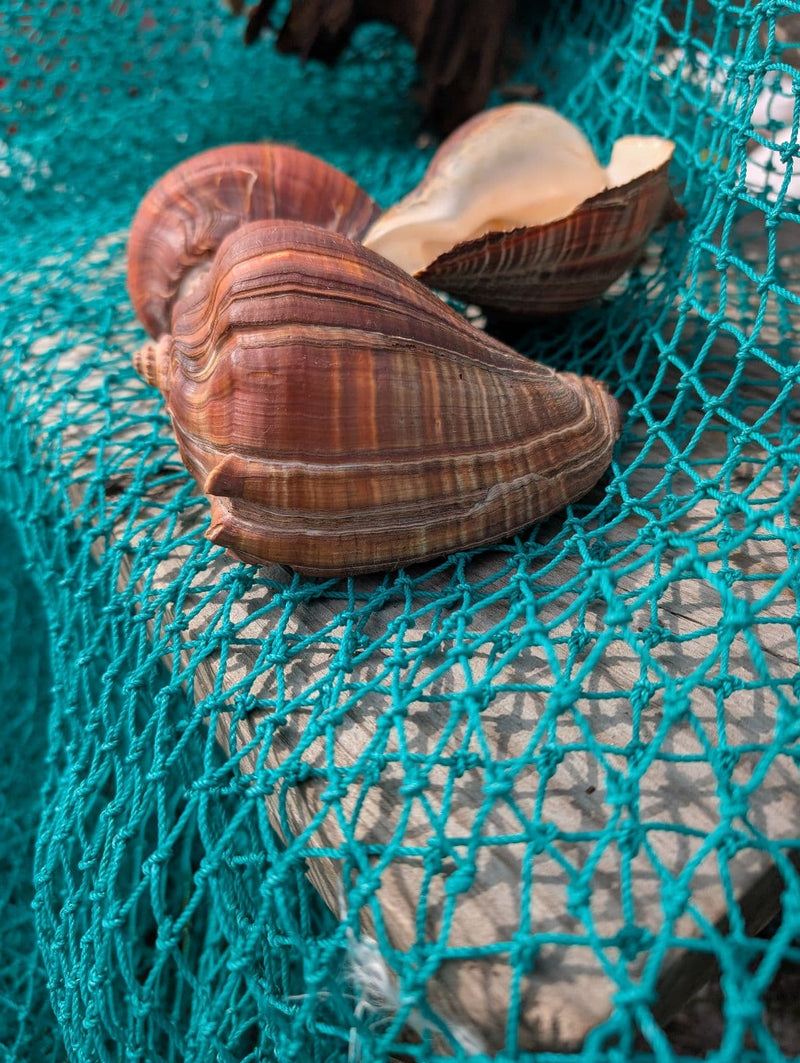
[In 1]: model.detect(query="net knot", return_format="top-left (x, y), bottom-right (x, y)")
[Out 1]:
top-left (526, 821), bottom-right (558, 854)
top-left (511, 938), bottom-right (540, 971)
top-left (612, 924), bottom-right (655, 961)
top-left (547, 681), bottom-right (582, 716)
top-left (613, 983), bottom-right (656, 1008)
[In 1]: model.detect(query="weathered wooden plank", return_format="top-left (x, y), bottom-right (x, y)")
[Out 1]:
top-left (27, 233), bottom-right (800, 1054)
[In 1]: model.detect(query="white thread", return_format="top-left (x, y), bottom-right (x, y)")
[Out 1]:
top-left (344, 923), bottom-right (487, 1059)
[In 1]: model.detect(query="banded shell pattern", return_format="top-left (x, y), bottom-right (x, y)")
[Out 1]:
top-left (133, 220), bottom-right (622, 576)
top-left (127, 142), bottom-right (380, 338)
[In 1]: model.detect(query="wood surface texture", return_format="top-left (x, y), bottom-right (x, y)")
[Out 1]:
top-left (33, 231), bottom-right (800, 1054)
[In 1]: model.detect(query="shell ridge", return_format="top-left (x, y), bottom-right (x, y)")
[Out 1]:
top-left (187, 375), bottom-right (618, 514)
top-left (194, 419), bottom-right (615, 476)
top-left (178, 222), bottom-right (559, 375)
top-left (187, 318), bottom-right (557, 383)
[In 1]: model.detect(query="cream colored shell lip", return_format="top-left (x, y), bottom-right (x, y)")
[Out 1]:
top-left (363, 104), bottom-right (610, 275)
top-left (362, 103), bottom-right (683, 317)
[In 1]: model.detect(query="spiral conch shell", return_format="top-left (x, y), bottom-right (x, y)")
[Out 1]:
top-left (132, 219), bottom-right (621, 577)
top-left (127, 142), bottom-right (380, 338)
top-left (363, 103), bottom-right (684, 316)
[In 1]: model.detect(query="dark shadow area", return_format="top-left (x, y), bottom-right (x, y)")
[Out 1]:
top-left (0, 513), bottom-right (62, 1061)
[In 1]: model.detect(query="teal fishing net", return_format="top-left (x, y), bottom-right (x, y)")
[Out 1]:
top-left (2, 1), bottom-right (800, 1060)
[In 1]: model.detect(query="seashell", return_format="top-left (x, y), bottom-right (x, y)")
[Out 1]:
top-left (127, 142), bottom-right (380, 339)
top-left (416, 138), bottom-right (684, 317)
top-left (132, 218), bottom-right (621, 577)
top-left (362, 103), bottom-right (684, 317)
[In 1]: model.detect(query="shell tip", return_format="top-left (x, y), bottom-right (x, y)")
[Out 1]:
top-left (207, 498), bottom-right (237, 550)
top-left (132, 334), bottom-right (173, 397)
top-left (204, 455), bottom-right (248, 501)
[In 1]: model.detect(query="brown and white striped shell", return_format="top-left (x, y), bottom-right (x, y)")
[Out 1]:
top-left (132, 219), bottom-right (621, 577)
top-left (127, 142), bottom-right (380, 338)
top-left (363, 103), bottom-right (684, 316)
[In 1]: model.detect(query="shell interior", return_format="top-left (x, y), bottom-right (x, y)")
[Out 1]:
top-left (363, 103), bottom-right (611, 276)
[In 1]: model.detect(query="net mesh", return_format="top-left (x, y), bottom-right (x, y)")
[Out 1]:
top-left (1, 1), bottom-right (800, 1060)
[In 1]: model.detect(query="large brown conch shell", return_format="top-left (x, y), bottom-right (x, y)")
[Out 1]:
top-left (127, 142), bottom-right (380, 338)
top-left (132, 219), bottom-right (621, 577)
top-left (363, 103), bottom-right (685, 316)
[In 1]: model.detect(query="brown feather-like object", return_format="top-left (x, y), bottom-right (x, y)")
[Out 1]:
top-left (240, 0), bottom-right (521, 135)
top-left (127, 142), bottom-right (380, 338)
top-left (132, 218), bottom-right (621, 576)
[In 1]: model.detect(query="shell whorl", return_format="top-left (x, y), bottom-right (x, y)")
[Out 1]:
top-left (127, 142), bottom-right (381, 339)
top-left (132, 334), bottom-right (173, 398)
top-left (147, 218), bottom-right (621, 576)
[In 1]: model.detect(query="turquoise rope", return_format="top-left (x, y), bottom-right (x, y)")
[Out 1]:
top-left (1, 0), bottom-right (799, 1059)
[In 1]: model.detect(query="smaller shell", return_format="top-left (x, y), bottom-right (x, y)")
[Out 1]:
top-left (418, 137), bottom-right (684, 317)
top-left (127, 142), bottom-right (380, 338)
top-left (363, 104), bottom-right (684, 317)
